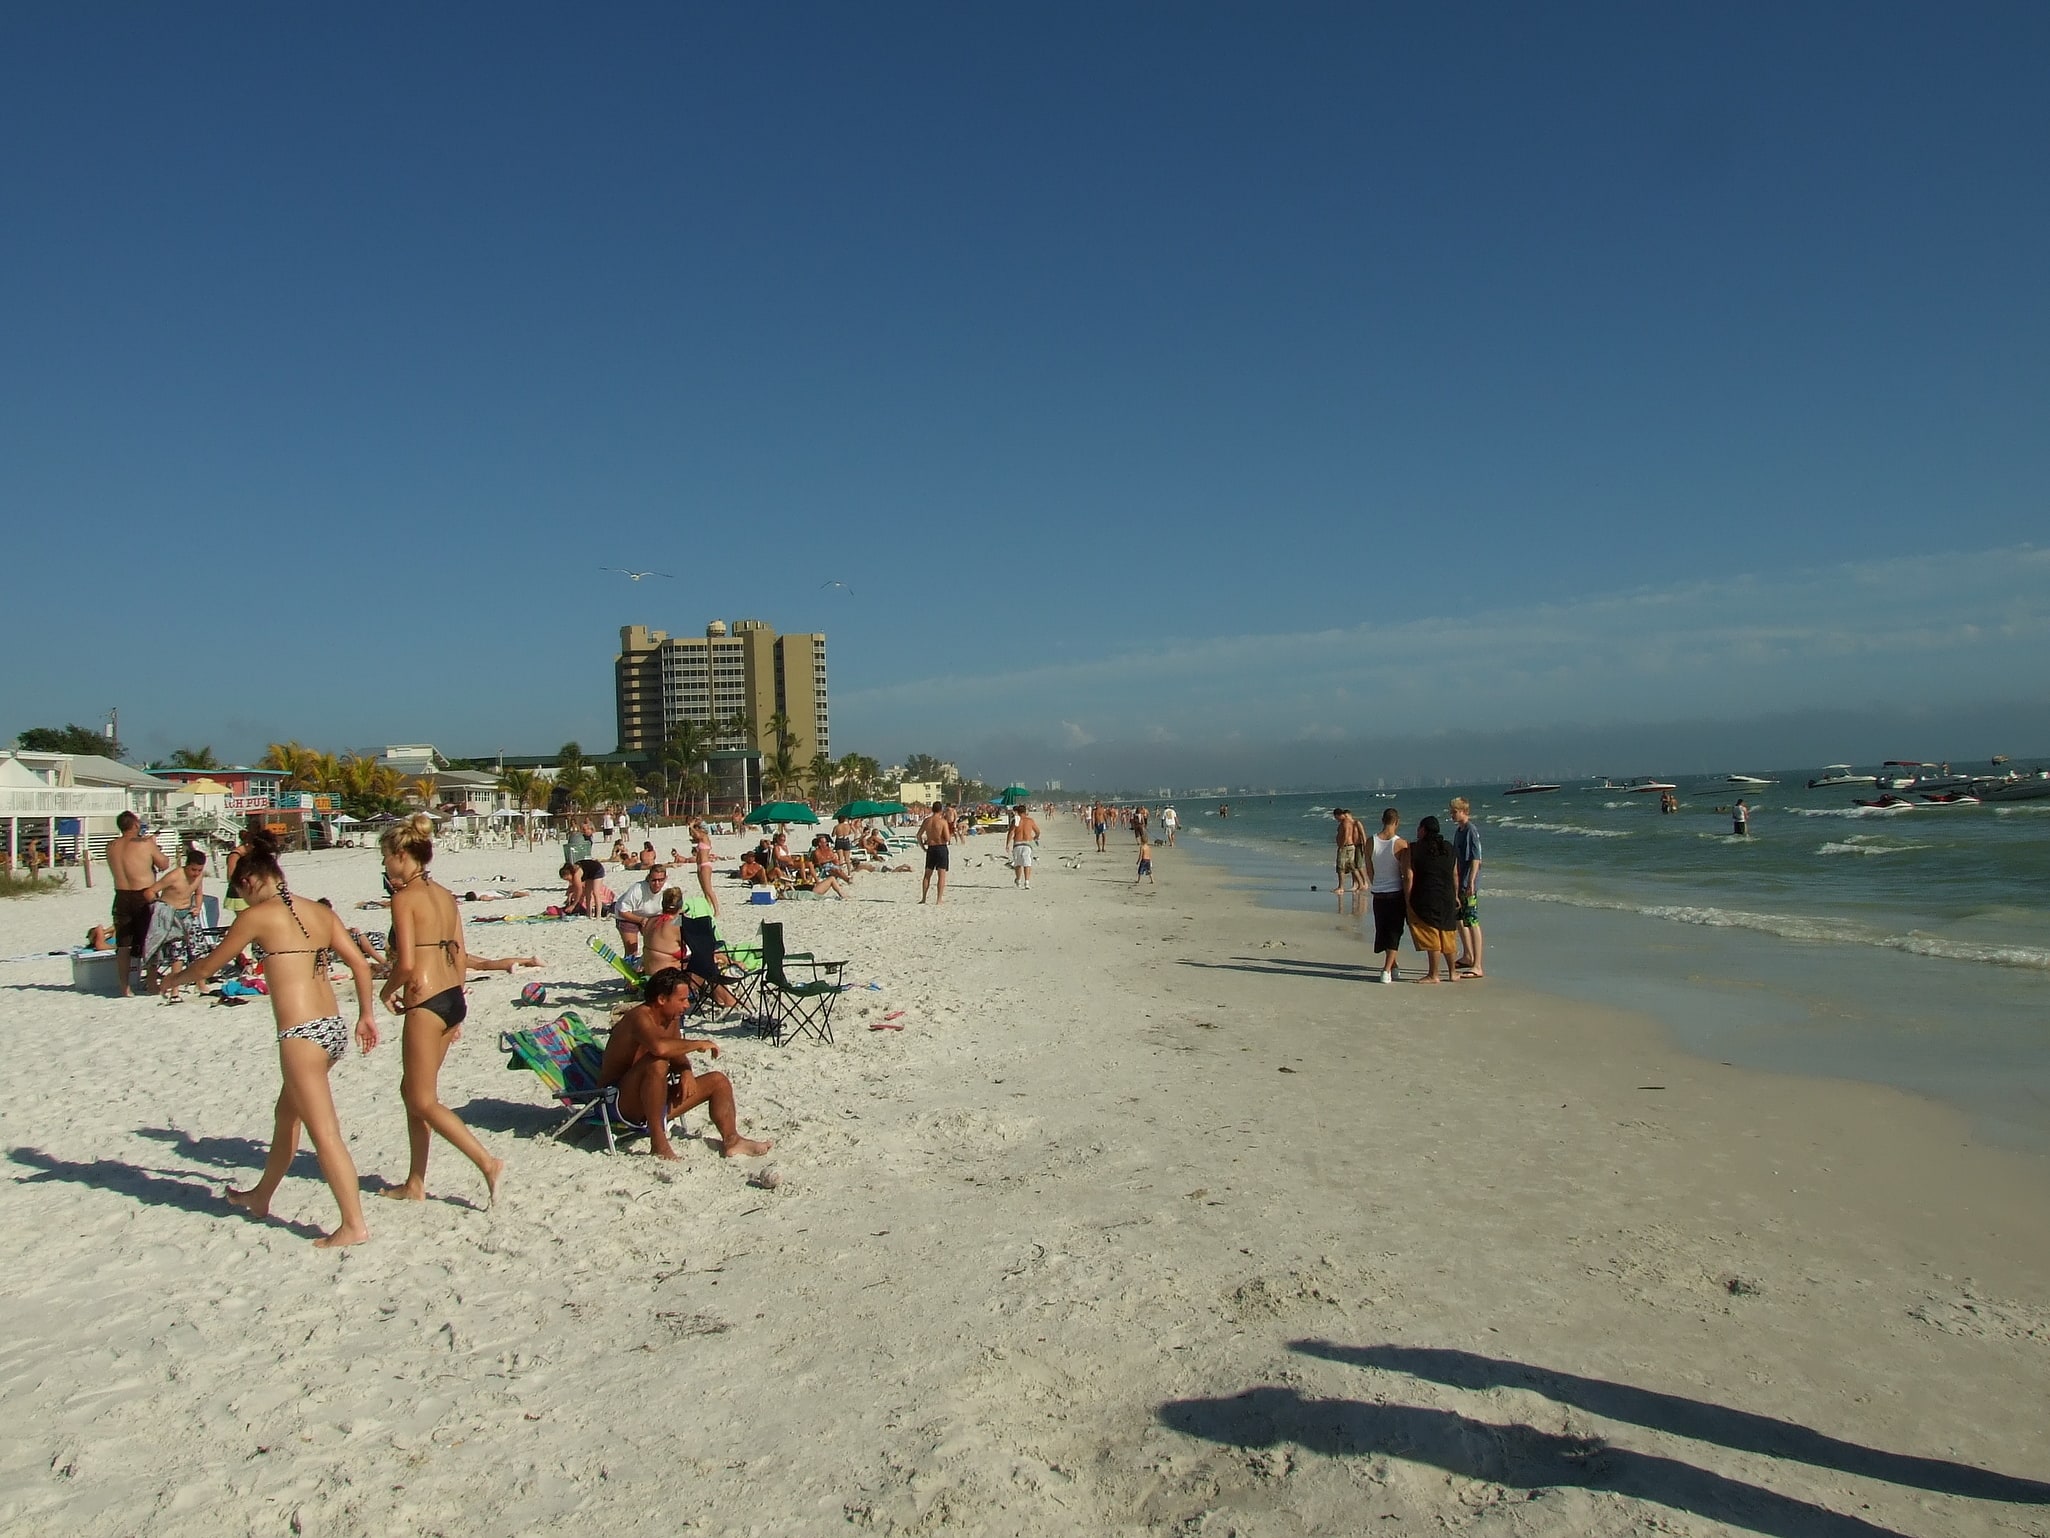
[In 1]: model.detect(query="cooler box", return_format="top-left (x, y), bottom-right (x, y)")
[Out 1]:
top-left (72, 949), bottom-right (123, 995)
top-left (748, 890), bottom-right (777, 904)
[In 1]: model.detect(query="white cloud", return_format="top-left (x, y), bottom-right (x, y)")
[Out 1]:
top-left (838, 547), bottom-right (2050, 753)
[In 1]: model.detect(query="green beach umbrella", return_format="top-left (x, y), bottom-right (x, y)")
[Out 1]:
top-left (999, 785), bottom-right (1031, 805)
top-left (744, 800), bottom-right (819, 825)
top-left (834, 799), bottom-right (903, 819)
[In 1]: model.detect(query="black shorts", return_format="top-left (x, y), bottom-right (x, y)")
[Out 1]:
top-left (113, 889), bottom-right (153, 952)
top-left (924, 845), bottom-right (950, 872)
top-left (1370, 891), bottom-right (1407, 953)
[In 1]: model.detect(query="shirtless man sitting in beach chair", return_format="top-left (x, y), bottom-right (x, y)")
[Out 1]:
top-left (597, 968), bottom-right (774, 1161)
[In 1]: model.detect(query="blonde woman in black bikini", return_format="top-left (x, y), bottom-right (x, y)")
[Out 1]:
top-left (378, 815), bottom-right (507, 1206)
top-left (159, 829), bottom-right (379, 1248)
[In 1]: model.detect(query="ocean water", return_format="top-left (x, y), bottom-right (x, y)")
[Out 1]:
top-left (1160, 767), bottom-right (2050, 1148)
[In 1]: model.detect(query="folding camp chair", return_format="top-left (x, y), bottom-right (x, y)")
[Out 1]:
top-left (679, 913), bottom-right (755, 1020)
top-left (754, 920), bottom-right (847, 1046)
top-left (588, 933), bottom-right (643, 991)
top-left (501, 1010), bottom-right (677, 1152)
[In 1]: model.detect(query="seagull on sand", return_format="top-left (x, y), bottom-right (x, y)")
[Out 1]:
top-left (601, 568), bottom-right (675, 581)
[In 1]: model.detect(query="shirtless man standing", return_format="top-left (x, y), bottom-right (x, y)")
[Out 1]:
top-left (918, 804), bottom-right (954, 904)
top-left (1007, 805), bottom-right (1040, 889)
top-left (106, 811), bottom-right (170, 996)
top-left (1332, 807), bottom-right (1370, 897)
top-left (598, 968), bottom-right (773, 1161)
top-left (142, 846), bottom-right (209, 996)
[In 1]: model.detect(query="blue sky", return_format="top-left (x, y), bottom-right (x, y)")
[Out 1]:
top-left (3, 4), bottom-right (2046, 784)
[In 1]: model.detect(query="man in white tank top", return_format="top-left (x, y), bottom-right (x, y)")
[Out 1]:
top-left (1365, 808), bottom-right (1409, 983)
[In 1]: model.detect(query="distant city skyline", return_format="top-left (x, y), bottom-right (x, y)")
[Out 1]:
top-left (3, 8), bottom-right (2045, 782)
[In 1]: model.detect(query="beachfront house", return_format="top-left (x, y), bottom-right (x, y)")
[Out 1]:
top-left (0, 751), bottom-right (180, 863)
top-left (154, 765), bottom-right (286, 813)
top-left (382, 744), bottom-right (446, 779)
top-left (434, 769), bottom-right (513, 815)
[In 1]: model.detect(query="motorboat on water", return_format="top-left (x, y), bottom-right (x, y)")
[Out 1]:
top-left (1806, 765), bottom-right (1877, 789)
top-left (1726, 773), bottom-right (1777, 786)
top-left (1502, 779), bottom-right (1562, 795)
top-left (1975, 770), bottom-right (2050, 802)
top-left (1624, 777), bottom-right (1676, 793)
top-left (1919, 792), bottom-right (1981, 806)
top-left (1854, 794), bottom-right (1918, 809)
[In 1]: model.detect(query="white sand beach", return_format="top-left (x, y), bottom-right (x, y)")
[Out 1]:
top-left (1, 819), bottom-right (2045, 1536)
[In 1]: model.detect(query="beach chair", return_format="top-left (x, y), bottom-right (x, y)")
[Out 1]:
top-left (679, 913), bottom-right (757, 1019)
top-left (588, 933), bottom-right (643, 991)
top-left (501, 1010), bottom-right (677, 1152)
top-left (754, 920), bottom-right (847, 1046)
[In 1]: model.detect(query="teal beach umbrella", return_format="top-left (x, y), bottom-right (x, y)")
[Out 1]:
top-left (745, 801), bottom-right (819, 825)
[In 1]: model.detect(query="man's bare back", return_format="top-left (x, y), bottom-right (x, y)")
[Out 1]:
top-left (108, 829), bottom-right (167, 891)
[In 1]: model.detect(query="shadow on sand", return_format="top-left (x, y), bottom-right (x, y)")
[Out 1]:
top-left (1159, 1340), bottom-right (2050, 1536)
top-left (1177, 956), bottom-right (1375, 983)
top-left (8, 1145), bottom-right (327, 1239)
top-left (1293, 1341), bottom-right (2050, 1505)
top-left (1158, 1386), bottom-right (1910, 1538)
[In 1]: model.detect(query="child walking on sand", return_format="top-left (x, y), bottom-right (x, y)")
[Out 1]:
top-left (1135, 835), bottom-right (1154, 886)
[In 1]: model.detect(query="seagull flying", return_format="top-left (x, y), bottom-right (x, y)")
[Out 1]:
top-left (601, 568), bottom-right (675, 581)
top-left (820, 579), bottom-right (854, 595)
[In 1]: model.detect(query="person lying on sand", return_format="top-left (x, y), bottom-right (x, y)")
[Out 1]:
top-left (598, 968), bottom-right (773, 1161)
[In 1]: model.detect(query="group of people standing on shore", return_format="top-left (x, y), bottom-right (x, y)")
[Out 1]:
top-left (1334, 799), bottom-right (1483, 984)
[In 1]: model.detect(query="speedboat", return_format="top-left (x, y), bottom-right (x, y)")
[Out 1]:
top-left (1726, 773), bottom-right (1777, 786)
top-left (1502, 780), bottom-right (1562, 795)
top-left (1977, 771), bottom-right (2050, 802)
top-left (1807, 765), bottom-right (1877, 789)
top-left (1919, 792), bottom-right (1980, 806)
top-left (1854, 794), bottom-right (1918, 809)
top-left (1624, 777), bottom-right (1676, 793)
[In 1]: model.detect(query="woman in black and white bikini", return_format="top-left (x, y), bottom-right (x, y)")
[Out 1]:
top-left (378, 815), bottom-right (507, 1207)
top-left (159, 829), bottom-right (380, 1248)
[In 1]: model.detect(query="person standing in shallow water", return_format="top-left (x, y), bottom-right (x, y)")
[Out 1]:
top-left (377, 814), bottom-right (506, 1207)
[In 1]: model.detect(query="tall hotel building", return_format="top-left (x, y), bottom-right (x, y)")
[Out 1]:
top-left (615, 620), bottom-right (829, 762)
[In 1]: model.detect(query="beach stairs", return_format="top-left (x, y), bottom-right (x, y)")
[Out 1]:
top-left (501, 1010), bottom-right (680, 1153)
top-left (752, 920), bottom-right (847, 1047)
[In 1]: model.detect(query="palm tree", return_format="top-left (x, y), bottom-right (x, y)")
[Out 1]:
top-left (167, 746), bottom-right (221, 770)
top-left (765, 711), bottom-right (794, 755)
top-left (552, 741), bottom-right (592, 814)
top-left (680, 767), bottom-right (713, 819)
top-left (410, 775), bottom-right (438, 809)
top-left (663, 720), bottom-right (715, 816)
top-left (592, 762), bottom-right (638, 814)
top-left (764, 741), bottom-right (802, 799)
top-left (808, 751), bottom-right (837, 804)
top-left (718, 711), bottom-right (755, 751)
top-left (497, 766), bottom-right (539, 844)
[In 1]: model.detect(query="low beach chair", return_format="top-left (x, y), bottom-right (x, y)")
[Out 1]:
top-left (501, 1010), bottom-right (677, 1152)
top-left (588, 933), bottom-right (643, 991)
top-left (754, 920), bottom-right (847, 1046)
